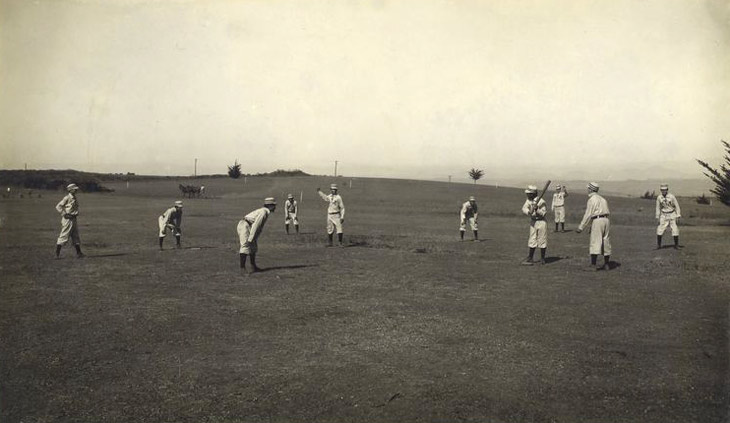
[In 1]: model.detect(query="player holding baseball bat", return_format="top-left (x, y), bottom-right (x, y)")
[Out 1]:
top-left (521, 180), bottom-right (551, 265)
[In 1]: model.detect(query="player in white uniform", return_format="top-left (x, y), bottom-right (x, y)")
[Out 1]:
top-left (655, 184), bottom-right (682, 250)
top-left (158, 201), bottom-right (183, 250)
top-left (521, 185), bottom-right (548, 265)
top-left (237, 197), bottom-right (276, 273)
top-left (284, 194), bottom-right (299, 235)
top-left (459, 196), bottom-right (479, 241)
top-left (551, 184), bottom-right (568, 232)
top-left (317, 184), bottom-right (345, 247)
top-left (55, 183), bottom-right (84, 259)
top-left (576, 182), bottom-right (612, 270)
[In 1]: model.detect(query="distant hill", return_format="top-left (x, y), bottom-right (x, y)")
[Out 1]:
top-left (0, 168), bottom-right (313, 192)
top-left (498, 179), bottom-right (713, 197)
top-left (251, 169), bottom-right (311, 177)
top-left (0, 169), bottom-right (117, 192)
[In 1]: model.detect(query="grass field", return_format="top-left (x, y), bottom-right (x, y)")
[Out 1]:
top-left (1, 176), bottom-right (729, 422)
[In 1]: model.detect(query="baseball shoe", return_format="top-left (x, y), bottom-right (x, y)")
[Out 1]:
top-left (521, 259), bottom-right (534, 266)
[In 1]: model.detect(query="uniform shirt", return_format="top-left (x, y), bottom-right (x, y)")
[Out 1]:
top-left (243, 207), bottom-right (271, 242)
top-left (460, 201), bottom-right (478, 221)
top-left (656, 193), bottom-right (681, 218)
top-left (161, 207), bottom-right (183, 228)
top-left (55, 193), bottom-right (79, 217)
top-left (551, 191), bottom-right (567, 209)
top-left (522, 198), bottom-right (547, 218)
top-left (578, 193), bottom-right (610, 231)
top-left (318, 191), bottom-right (345, 218)
top-left (285, 199), bottom-right (298, 216)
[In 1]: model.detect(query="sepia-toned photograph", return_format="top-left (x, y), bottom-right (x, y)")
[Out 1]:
top-left (1, 0), bottom-right (729, 421)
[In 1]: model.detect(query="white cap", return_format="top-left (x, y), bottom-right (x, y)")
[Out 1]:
top-left (174, 200), bottom-right (183, 207)
top-left (525, 185), bottom-right (538, 194)
top-left (67, 183), bottom-right (79, 191)
top-left (264, 197), bottom-right (276, 205)
top-left (287, 193), bottom-right (294, 199)
top-left (588, 182), bottom-right (600, 192)
top-left (330, 184), bottom-right (338, 190)
top-left (469, 196), bottom-right (476, 201)
top-left (660, 184), bottom-right (668, 190)
top-left (556, 185), bottom-right (562, 190)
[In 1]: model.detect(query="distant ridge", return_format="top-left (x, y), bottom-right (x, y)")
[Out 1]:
top-left (0, 168), bottom-right (313, 191)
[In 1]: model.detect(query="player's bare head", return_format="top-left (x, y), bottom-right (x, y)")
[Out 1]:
top-left (525, 185), bottom-right (537, 199)
top-left (264, 197), bottom-right (277, 211)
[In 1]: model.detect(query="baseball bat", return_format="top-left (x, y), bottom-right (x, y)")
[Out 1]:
top-left (535, 180), bottom-right (552, 204)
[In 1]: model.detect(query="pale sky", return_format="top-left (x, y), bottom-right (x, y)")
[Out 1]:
top-left (1, 0), bottom-right (728, 181)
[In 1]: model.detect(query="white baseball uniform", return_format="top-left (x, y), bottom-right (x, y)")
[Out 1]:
top-left (158, 207), bottom-right (183, 237)
top-left (578, 193), bottom-right (611, 255)
top-left (285, 199), bottom-right (299, 225)
top-left (237, 207), bottom-right (271, 254)
top-left (551, 191), bottom-right (567, 223)
top-left (460, 201), bottom-right (478, 231)
top-left (656, 193), bottom-right (681, 236)
top-left (522, 198), bottom-right (548, 248)
top-left (318, 191), bottom-right (345, 234)
top-left (55, 193), bottom-right (80, 245)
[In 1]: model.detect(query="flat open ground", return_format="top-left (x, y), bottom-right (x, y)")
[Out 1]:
top-left (1, 176), bottom-right (729, 422)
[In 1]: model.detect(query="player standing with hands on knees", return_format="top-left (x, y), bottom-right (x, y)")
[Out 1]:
top-left (237, 197), bottom-right (276, 274)
top-left (284, 194), bottom-right (299, 235)
top-left (317, 184), bottom-right (345, 247)
top-left (158, 200), bottom-right (183, 250)
top-left (459, 196), bottom-right (479, 241)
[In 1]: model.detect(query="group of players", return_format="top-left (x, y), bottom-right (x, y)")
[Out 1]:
top-left (53, 181), bottom-right (682, 272)
top-left (452, 181), bottom-right (680, 270)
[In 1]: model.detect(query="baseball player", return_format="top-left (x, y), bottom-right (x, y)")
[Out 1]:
top-left (521, 185), bottom-right (548, 265)
top-left (284, 193), bottom-right (299, 235)
top-left (459, 196), bottom-right (479, 241)
top-left (237, 197), bottom-right (276, 273)
top-left (576, 182), bottom-right (611, 270)
top-left (55, 183), bottom-right (84, 258)
top-left (655, 184), bottom-right (682, 249)
top-left (551, 184), bottom-right (568, 232)
top-left (317, 184), bottom-right (345, 247)
top-left (158, 201), bottom-right (183, 250)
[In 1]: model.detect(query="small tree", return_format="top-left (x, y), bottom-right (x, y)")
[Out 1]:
top-left (697, 140), bottom-right (730, 206)
top-left (468, 168), bottom-right (484, 185)
top-left (228, 160), bottom-right (242, 179)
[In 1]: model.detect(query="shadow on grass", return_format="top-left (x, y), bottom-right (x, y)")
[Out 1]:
top-left (544, 256), bottom-right (564, 264)
top-left (257, 264), bottom-right (319, 272)
top-left (607, 261), bottom-right (621, 270)
top-left (87, 253), bottom-right (129, 258)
